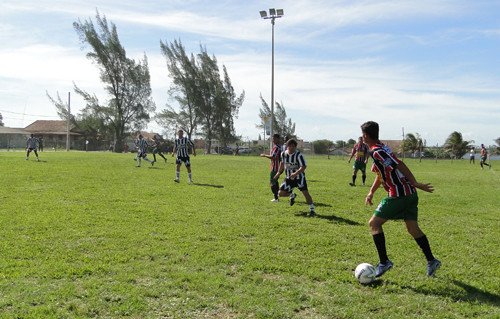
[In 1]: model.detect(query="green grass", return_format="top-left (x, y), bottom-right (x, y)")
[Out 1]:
top-left (0, 151), bottom-right (499, 318)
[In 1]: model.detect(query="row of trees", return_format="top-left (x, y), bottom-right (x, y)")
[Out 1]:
top-left (48, 11), bottom-right (243, 153)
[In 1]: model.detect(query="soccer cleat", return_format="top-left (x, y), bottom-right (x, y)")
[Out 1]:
top-left (151, 161), bottom-right (155, 166)
top-left (189, 180), bottom-right (194, 184)
top-left (36, 158), bottom-right (40, 162)
top-left (375, 260), bottom-right (394, 278)
top-left (426, 259), bottom-right (441, 277)
top-left (164, 158), bottom-right (167, 164)
top-left (136, 165), bottom-right (141, 167)
top-left (309, 209), bottom-right (316, 217)
top-left (133, 158), bottom-right (137, 161)
top-left (270, 198), bottom-right (279, 202)
top-left (349, 183), bottom-right (355, 187)
top-left (173, 178), bottom-right (180, 183)
top-left (289, 193), bottom-right (296, 206)
top-left (26, 158), bottom-right (29, 160)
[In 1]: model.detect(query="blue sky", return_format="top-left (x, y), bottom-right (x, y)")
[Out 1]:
top-left (0, 0), bottom-right (499, 146)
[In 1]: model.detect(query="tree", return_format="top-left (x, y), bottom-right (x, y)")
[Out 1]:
top-left (347, 139), bottom-right (356, 148)
top-left (257, 94), bottom-right (296, 140)
top-left (444, 131), bottom-right (473, 159)
top-left (159, 41), bottom-right (244, 151)
top-left (312, 139), bottom-right (333, 154)
top-left (70, 11), bottom-right (155, 152)
top-left (494, 137), bottom-right (500, 155)
top-left (0, 113), bottom-right (4, 126)
top-left (403, 133), bottom-right (424, 155)
top-left (158, 39), bottom-right (199, 139)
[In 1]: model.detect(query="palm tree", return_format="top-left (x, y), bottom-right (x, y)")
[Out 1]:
top-left (403, 133), bottom-right (423, 156)
top-left (444, 131), bottom-right (473, 159)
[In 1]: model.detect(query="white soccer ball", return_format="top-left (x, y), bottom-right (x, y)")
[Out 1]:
top-left (355, 263), bottom-right (376, 284)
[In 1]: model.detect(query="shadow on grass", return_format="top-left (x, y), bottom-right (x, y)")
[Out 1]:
top-left (194, 183), bottom-right (224, 189)
top-left (392, 280), bottom-right (500, 306)
top-left (294, 210), bottom-right (361, 225)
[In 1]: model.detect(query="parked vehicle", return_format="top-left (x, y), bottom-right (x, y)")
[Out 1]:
top-left (215, 146), bottom-right (233, 154)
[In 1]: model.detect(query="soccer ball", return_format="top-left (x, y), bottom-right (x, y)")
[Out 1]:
top-left (355, 263), bottom-right (376, 284)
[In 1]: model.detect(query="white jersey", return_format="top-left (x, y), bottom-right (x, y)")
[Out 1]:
top-left (27, 137), bottom-right (38, 149)
top-left (281, 150), bottom-right (307, 179)
top-left (175, 137), bottom-right (194, 158)
top-left (136, 138), bottom-right (149, 153)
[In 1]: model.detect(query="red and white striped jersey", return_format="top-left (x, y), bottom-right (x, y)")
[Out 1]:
top-left (370, 143), bottom-right (416, 197)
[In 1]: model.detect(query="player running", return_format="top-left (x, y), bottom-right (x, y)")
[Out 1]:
top-left (260, 133), bottom-right (282, 202)
top-left (362, 121), bottom-right (441, 278)
top-left (348, 136), bottom-right (369, 186)
top-left (274, 139), bottom-right (315, 216)
top-left (26, 134), bottom-right (40, 161)
top-left (172, 130), bottom-right (196, 183)
top-left (134, 134), bottom-right (154, 167)
top-left (152, 135), bottom-right (167, 163)
top-left (480, 144), bottom-right (491, 170)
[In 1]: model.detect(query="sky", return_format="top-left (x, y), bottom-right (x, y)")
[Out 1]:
top-left (0, 0), bottom-right (499, 146)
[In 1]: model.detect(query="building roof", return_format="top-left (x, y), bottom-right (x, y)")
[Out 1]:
top-left (0, 126), bottom-right (26, 134)
top-left (24, 120), bottom-right (80, 135)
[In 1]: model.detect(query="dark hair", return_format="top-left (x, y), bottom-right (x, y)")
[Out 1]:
top-left (361, 121), bottom-right (379, 140)
top-left (273, 133), bottom-right (280, 139)
top-left (286, 139), bottom-right (298, 147)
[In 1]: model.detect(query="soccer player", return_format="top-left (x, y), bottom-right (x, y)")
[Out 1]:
top-left (134, 134), bottom-right (154, 167)
top-left (171, 130), bottom-right (196, 183)
top-left (152, 135), bottom-right (167, 163)
top-left (39, 136), bottom-right (44, 152)
top-left (260, 133), bottom-right (282, 202)
top-left (26, 134), bottom-right (40, 161)
top-left (469, 147), bottom-right (475, 164)
top-left (362, 121), bottom-right (440, 278)
top-left (348, 136), bottom-right (369, 186)
top-left (274, 139), bottom-right (316, 216)
top-left (480, 144), bottom-right (491, 169)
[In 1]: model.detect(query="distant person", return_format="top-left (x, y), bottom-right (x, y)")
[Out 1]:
top-left (152, 135), bottom-right (167, 163)
top-left (275, 138), bottom-right (316, 216)
top-left (26, 134), bottom-right (40, 161)
top-left (260, 134), bottom-right (282, 202)
top-left (362, 121), bottom-right (440, 278)
top-left (348, 136), bottom-right (369, 186)
top-left (38, 136), bottom-right (44, 152)
top-left (109, 140), bottom-right (115, 152)
top-left (134, 134), bottom-right (154, 167)
top-left (480, 144), bottom-right (491, 170)
top-left (85, 139), bottom-right (89, 152)
top-left (469, 147), bottom-right (475, 164)
top-left (172, 130), bottom-right (196, 183)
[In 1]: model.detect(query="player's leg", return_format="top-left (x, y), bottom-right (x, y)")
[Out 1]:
top-left (405, 219), bottom-right (440, 276)
top-left (301, 189), bottom-right (315, 215)
top-left (350, 168), bottom-right (358, 186)
top-left (174, 162), bottom-right (181, 182)
top-left (152, 151), bottom-right (157, 162)
top-left (26, 148), bottom-right (30, 160)
top-left (369, 215), bottom-right (393, 277)
top-left (186, 163), bottom-right (193, 183)
top-left (34, 149), bottom-right (39, 161)
top-left (159, 152), bottom-right (167, 162)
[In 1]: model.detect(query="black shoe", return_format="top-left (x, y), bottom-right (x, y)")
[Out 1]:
top-left (289, 193), bottom-right (296, 206)
top-left (349, 183), bottom-right (355, 187)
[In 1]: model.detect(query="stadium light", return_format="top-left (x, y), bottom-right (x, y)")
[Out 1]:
top-left (259, 8), bottom-right (284, 151)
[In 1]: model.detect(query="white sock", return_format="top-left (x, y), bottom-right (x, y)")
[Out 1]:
top-left (188, 172), bottom-right (192, 180)
top-left (310, 204), bottom-right (315, 210)
top-left (176, 171), bottom-right (180, 179)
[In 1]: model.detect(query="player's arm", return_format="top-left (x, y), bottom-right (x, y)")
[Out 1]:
top-left (274, 162), bottom-right (285, 180)
top-left (365, 175), bottom-right (382, 206)
top-left (348, 147), bottom-right (356, 163)
top-left (171, 145), bottom-right (177, 157)
top-left (290, 165), bottom-right (306, 179)
top-left (396, 162), bottom-right (434, 193)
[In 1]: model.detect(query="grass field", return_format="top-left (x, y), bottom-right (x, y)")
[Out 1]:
top-left (0, 151), bottom-right (499, 318)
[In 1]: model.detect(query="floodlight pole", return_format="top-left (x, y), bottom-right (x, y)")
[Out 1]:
top-left (260, 9), bottom-right (283, 151)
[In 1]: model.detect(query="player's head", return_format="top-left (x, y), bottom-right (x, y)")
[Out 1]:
top-left (272, 133), bottom-right (280, 144)
top-left (30, 134), bottom-right (34, 138)
top-left (481, 144), bottom-right (484, 148)
top-left (138, 134), bottom-right (143, 139)
top-left (361, 121), bottom-right (379, 141)
top-left (178, 130), bottom-right (184, 137)
top-left (286, 138), bottom-right (298, 152)
top-left (358, 136), bottom-right (363, 143)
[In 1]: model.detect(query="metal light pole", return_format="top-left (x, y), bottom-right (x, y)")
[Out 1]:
top-left (260, 8), bottom-right (284, 151)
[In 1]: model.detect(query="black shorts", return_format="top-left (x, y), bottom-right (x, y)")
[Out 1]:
top-left (176, 156), bottom-right (191, 166)
top-left (137, 151), bottom-right (147, 158)
top-left (280, 175), bottom-right (308, 192)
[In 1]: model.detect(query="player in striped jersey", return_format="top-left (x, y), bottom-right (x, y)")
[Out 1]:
top-left (362, 121), bottom-right (440, 278)
top-left (26, 134), bottom-right (40, 161)
top-left (134, 134), bottom-right (154, 167)
top-left (171, 130), bottom-right (196, 183)
top-left (260, 133), bottom-right (282, 202)
top-left (274, 139), bottom-right (315, 216)
top-left (348, 136), bottom-right (369, 186)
